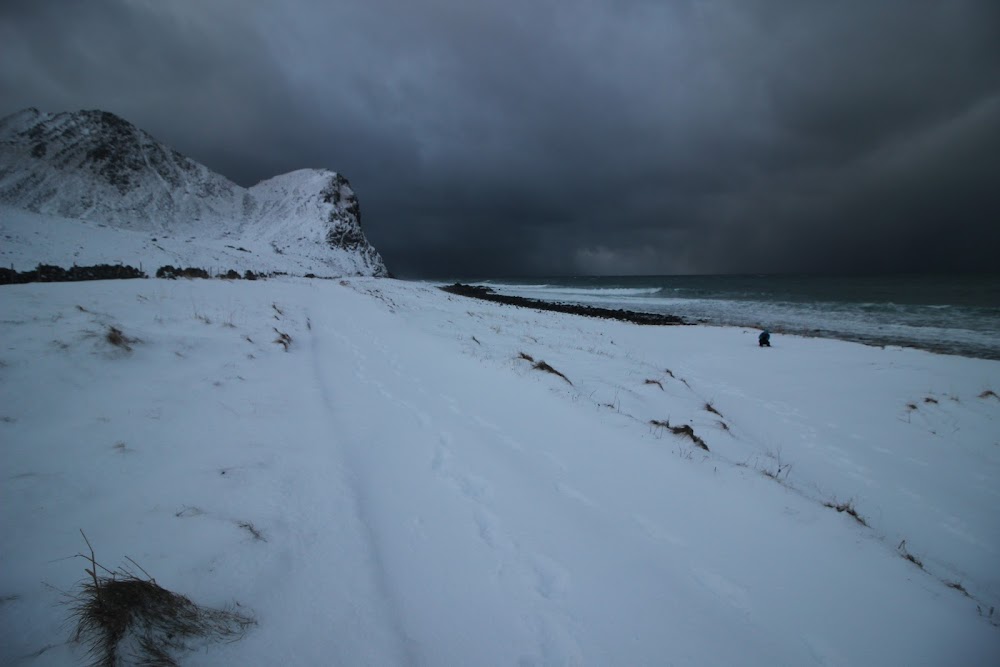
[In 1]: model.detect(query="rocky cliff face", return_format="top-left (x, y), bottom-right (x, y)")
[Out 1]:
top-left (0, 108), bottom-right (388, 277)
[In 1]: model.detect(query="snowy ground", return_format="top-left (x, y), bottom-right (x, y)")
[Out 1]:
top-left (1, 277), bottom-right (998, 666)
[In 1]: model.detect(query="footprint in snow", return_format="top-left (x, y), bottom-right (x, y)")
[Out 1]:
top-left (531, 554), bottom-right (570, 601)
top-left (555, 482), bottom-right (596, 508)
top-left (691, 566), bottom-right (751, 615)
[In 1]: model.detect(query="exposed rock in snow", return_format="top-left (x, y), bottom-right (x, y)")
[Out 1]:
top-left (0, 108), bottom-right (388, 277)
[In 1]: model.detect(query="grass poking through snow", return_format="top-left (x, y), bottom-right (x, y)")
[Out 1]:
top-left (105, 326), bottom-right (138, 353)
top-left (273, 328), bottom-right (292, 351)
top-left (650, 419), bottom-right (709, 451)
top-left (532, 360), bottom-right (572, 385)
top-left (66, 532), bottom-right (254, 667)
top-left (824, 500), bottom-right (869, 527)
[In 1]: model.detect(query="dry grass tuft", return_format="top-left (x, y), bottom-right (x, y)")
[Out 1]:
top-left (237, 521), bottom-right (266, 542)
top-left (105, 326), bottom-right (138, 352)
top-left (824, 500), bottom-right (868, 527)
top-left (67, 532), bottom-right (254, 667)
top-left (923, 396), bottom-right (938, 404)
top-left (896, 540), bottom-right (923, 569)
top-left (980, 389), bottom-right (998, 400)
top-left (704, 402), bottom-right (723, 417)
top-left (946, 581), bottom-right (970, 597)
top-left (518, 351), bottom-right (535, 363)
top-left (650, 419), bottom-right (709, 451)
top-left (532, 360), bottom-right (572, 385)
top-left (644, 379), bottom-right (663, 390)
top-left (273, 328), bottom-right (292, 351)
top-left (663, 369), bottom-right (675, 379)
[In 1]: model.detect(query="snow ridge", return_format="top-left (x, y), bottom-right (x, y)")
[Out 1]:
top-left (0, 108), bottom-right (388, 277)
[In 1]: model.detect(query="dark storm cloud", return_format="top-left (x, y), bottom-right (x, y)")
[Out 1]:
top-left (2, 0), bottom-right (998, 276)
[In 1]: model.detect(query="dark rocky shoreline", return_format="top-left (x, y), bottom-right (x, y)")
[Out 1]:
top-left (440, 283), bottom-right (688, 326)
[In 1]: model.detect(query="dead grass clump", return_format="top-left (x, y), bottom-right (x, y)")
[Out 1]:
top-left (980, 389), bottom-right (998, 400)
top-left (664, 369), bottom-right (675, 379)
top-left (824, 500), bottom-right (868, 527)
top-left (650, 419), bottom-right (709, 451)
top-left (905, 402), bottom-right (918, 411)
top-left (704, 402), bottom-right (723, 417)
top-left (68, 532), bottom-right (254, 667)
top-left (897, 540), bottom-right (924, 569)
top-left (923, 396), bottom-right (938, 404)
top-left (105, 326), bottom-right (138, 352)
top-left (518, 351), bottom-right (535, 363)
top-left (946, 581), bottom-right (970, 597)
top-left (644, 379), bottom-right (664, 390)
top-left (273, 328), bottom-right (292, 351)
top-left (533, 360), bottom-right (572, 385)
top-left (237, 521), bottom-right (266, 542)
top-left (761, 462), bottom-right (792, 482)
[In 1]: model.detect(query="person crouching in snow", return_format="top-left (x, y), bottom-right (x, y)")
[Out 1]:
top-left (758, 330), bottom-right (771, 347)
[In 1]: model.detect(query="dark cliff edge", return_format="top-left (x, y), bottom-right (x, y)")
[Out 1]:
top-left (440, 283), bottom-right (689, 326)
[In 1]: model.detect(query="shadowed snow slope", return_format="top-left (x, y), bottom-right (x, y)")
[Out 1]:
top-left (0, 108), bottom-right (387, 277)
top-left (1, 278), bottom-right (998, 665)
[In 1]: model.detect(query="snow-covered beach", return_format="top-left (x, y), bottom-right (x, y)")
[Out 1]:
top-left (2, 276), bottom-right (998, 665)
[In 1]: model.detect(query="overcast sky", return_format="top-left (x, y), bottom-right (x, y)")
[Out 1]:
top-left (2, 0), bottom-right (998, 277)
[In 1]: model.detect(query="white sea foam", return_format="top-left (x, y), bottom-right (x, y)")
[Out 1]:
top-left (479, 280), bottom-right (1000, 359)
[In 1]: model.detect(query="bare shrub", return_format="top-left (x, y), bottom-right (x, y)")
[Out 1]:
top-left (533, 360), bottom-right (572, 385)
top-left (644, 379), bottom-right (664, 390)
top-left (67, 532), bottom-right (254, 667)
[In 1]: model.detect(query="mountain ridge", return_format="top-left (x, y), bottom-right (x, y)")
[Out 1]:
top-left (0, 108), bottom-right (388, 277)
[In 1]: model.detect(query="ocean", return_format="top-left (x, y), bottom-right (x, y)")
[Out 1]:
top-left (457, 274), bottom-right (1000, 361)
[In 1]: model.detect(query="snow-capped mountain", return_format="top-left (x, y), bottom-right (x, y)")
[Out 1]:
top-left (0, 108), bottom-right (388, 277)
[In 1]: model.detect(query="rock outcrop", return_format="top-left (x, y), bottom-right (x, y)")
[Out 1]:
top-left (0, 108), bottom-right (388, 277)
